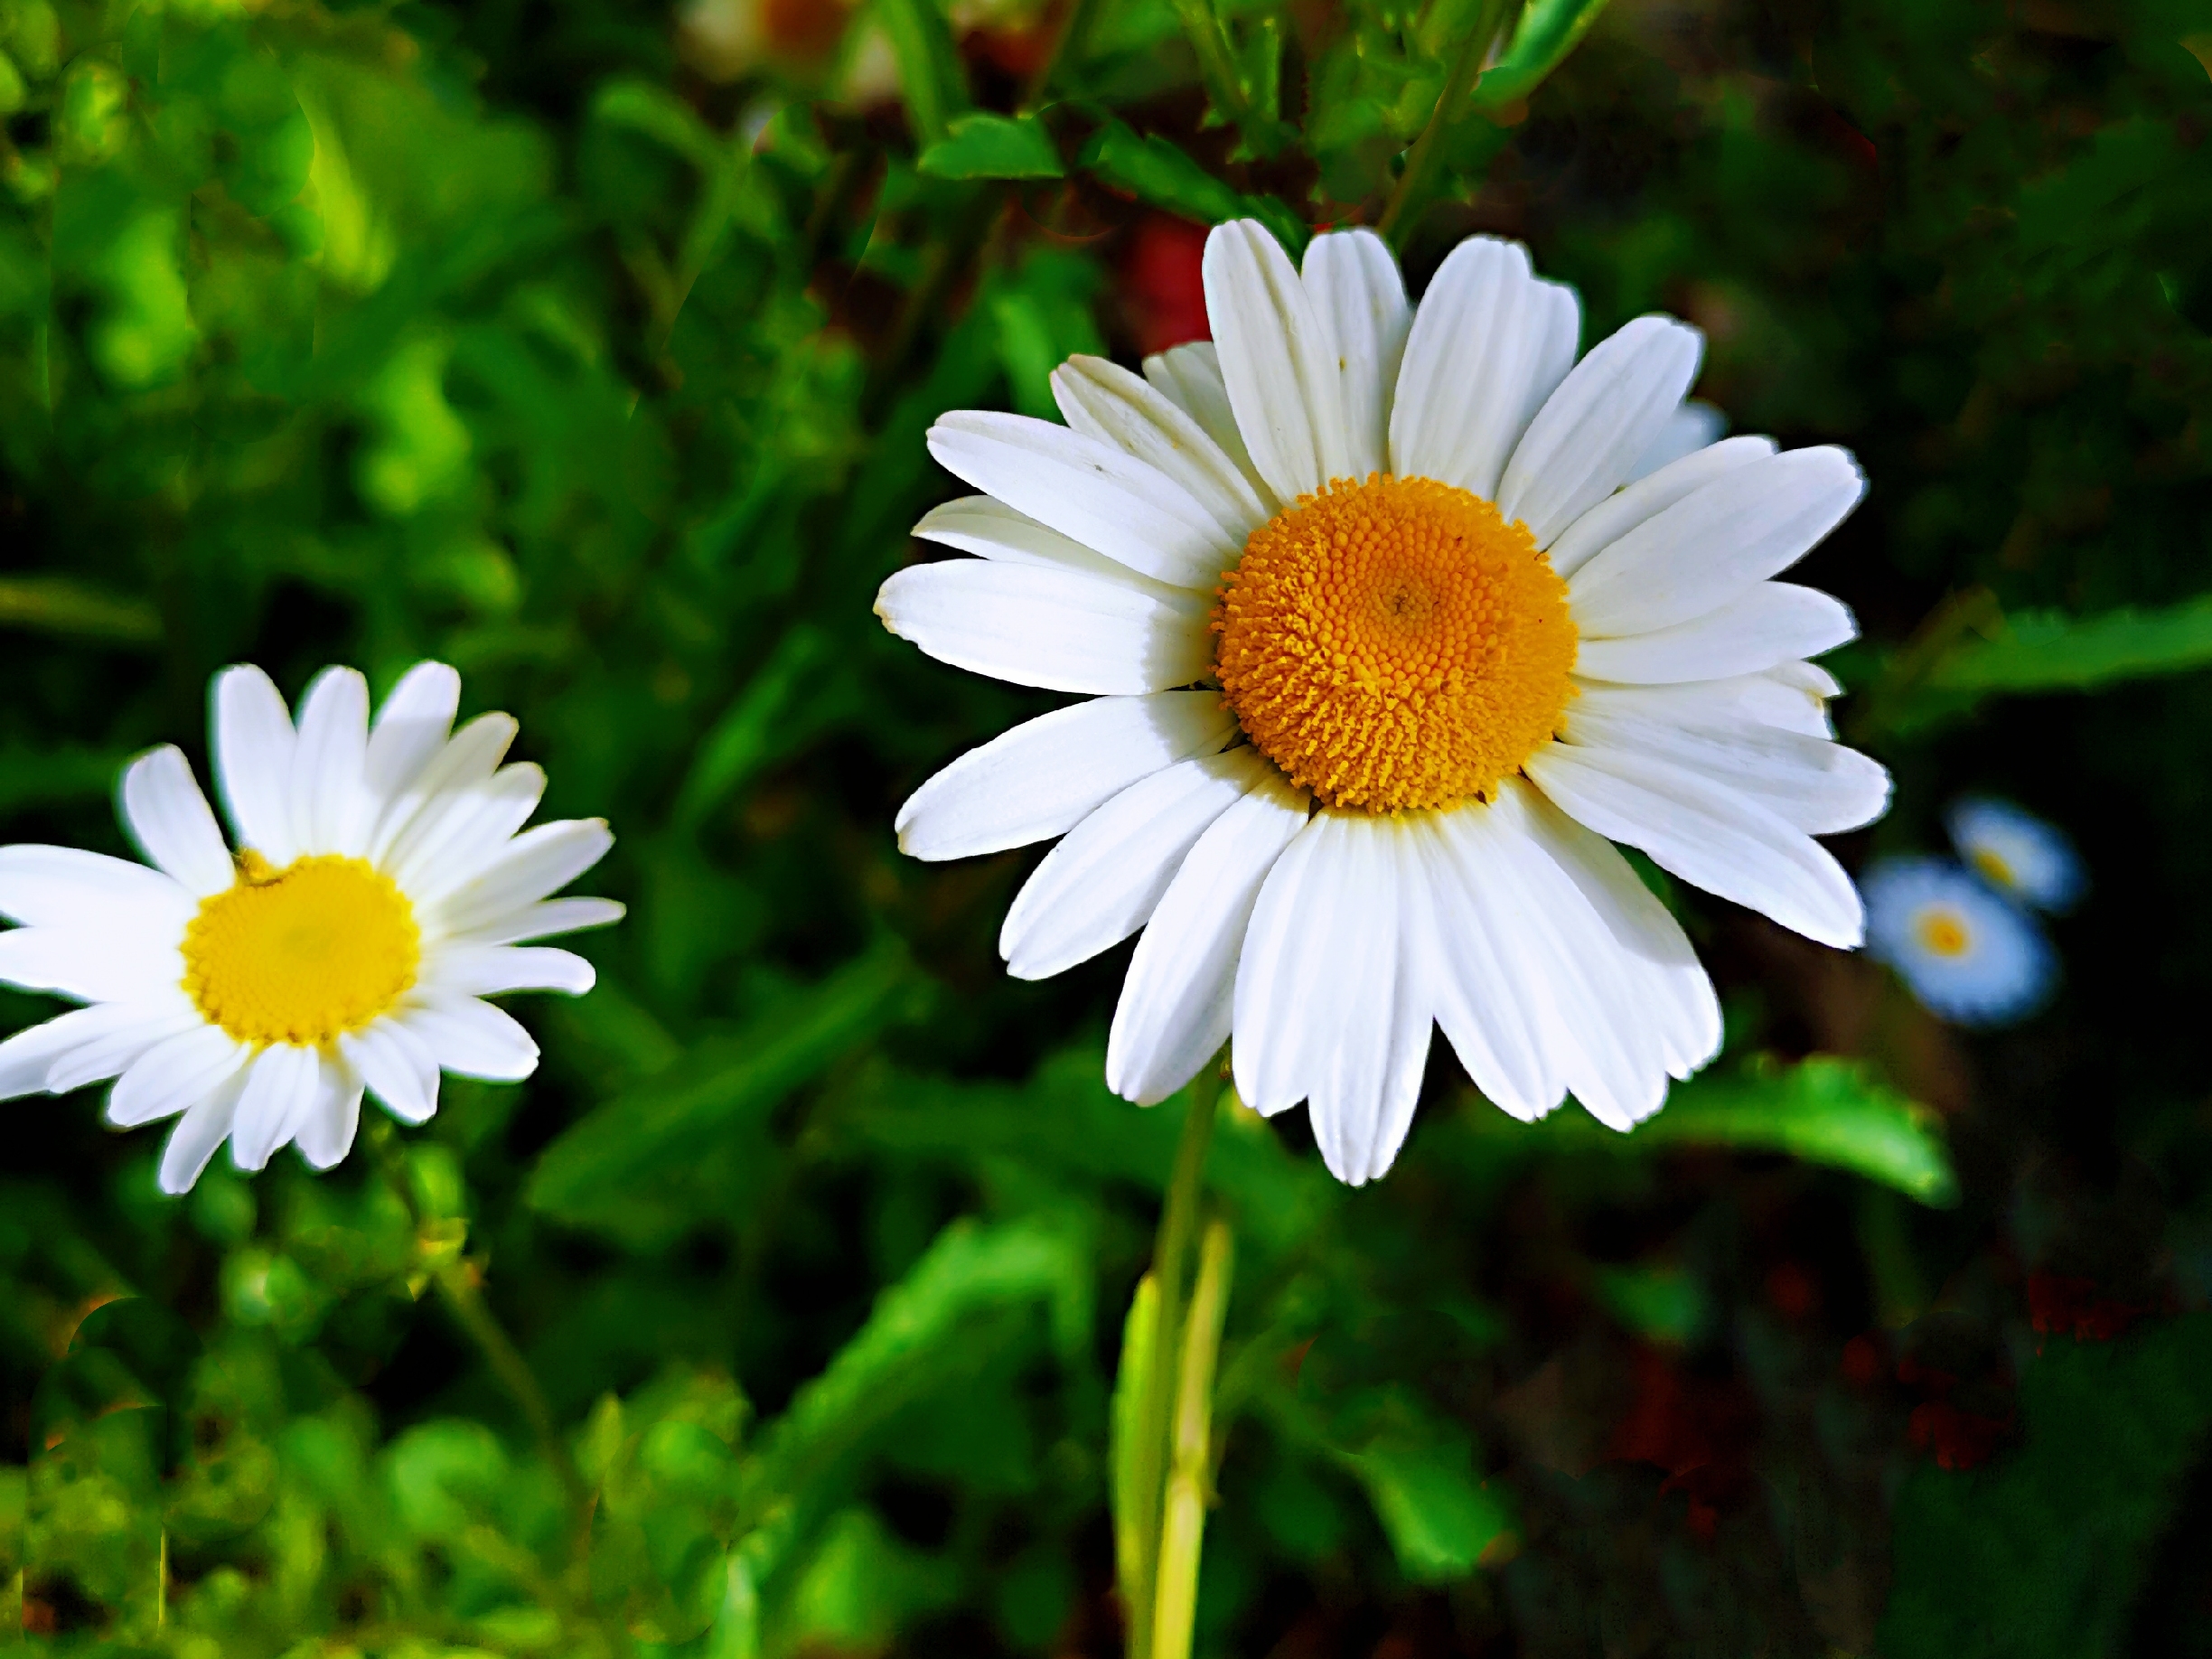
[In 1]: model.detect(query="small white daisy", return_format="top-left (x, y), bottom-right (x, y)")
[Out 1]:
top-left (877, 220), bottom-right (1890, 1184)
top-left (1945, 795), bottom-right (2084, 915)
top-left (1863, 856), bottom-right (2054, 1026)
top-left (0, 662), bottom-right (623, 1193)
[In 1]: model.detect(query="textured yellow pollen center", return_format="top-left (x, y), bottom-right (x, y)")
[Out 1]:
top-left (1915, 911), bottom-right (1972, 959)
top-left (1213, 474), bottom-right (1578, 812)
top-left (183, 852), bottom-right (420, 1045)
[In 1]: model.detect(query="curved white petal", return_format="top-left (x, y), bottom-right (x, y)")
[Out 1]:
top-left (1105, 770), bottom-right (1309, 1105)
top-left (365, 661), bottom-right (463, 803)
top-left (421, 943), bottom-right (595, 998)
top-left (391, 764), bottom-right (547, 903)
top-left (1525, 741), bottom-right (1864, 948)
top-left (451, 896), bottom-right (626, 947)
top-left (428, 820), bottom-right (614, 939)
top-left (1769, 659), bottom-right (1842, 698)
top-left (1562, 698), bottom-right (1891, 834)
top-left (1, 1003), bottom-right (191, 1099)
top-left (1544, 436), bottom-right (1776, 581)
top-left (342, 1019), bottom-right (441, 1124)
top-left (229, 1044), bottom-right (322, 1172)
top-left (291, 666), bottom-right (373, 855)
top-left (896, 692), bottom-right (1236, 863)
top-left (121, 746), bottom-right (236, 898)
top-left (399, 996), bottom-right (539, 1082)
top-left (1567, 447), bottom-right (1867, 637)
top-left (1389, 238), bottom-right (1569, 501)
top-left (160, 1065), bottom-right (250, 1195)
top-left (1572, 583), bottom-right (1858, 685)
top-left (1302, 228), bottom-right (1411, 480)
top-left (1623, 399), bottom-right (1726, 483)
top-left (927, 410), bottom-right (1233, 589)
top-left (46, 1006), bottom-right (202, 1093)
top-left (1574, 674), bottom-right (1836, 741)
top-left (1202, 219), bottom-right (1352, 500)
top-left (294, 1051), bottom-right (364, 1170)
top-left (1052, 355), bottom-right (1270, 542)
top-left (876, 559), bottom-right (1212, 698)
top-left (213, 664), bottom-right (300, 864)
top-left (371, 712), bottom-right (520, 871)
top-left (0, 845), bottom-right (193, 933)
top-left (1498, 314), bottom-right (1704, 548)
top-left (0, 926), bottom-right (185, 1006)
top-left (913, 496), bottom-right (1197, 595)
top-left (1142, 342), bottom-right (1278, 511)
top-left (107, 1024), bottom-right (250, 1128)
top-left (1000, 746), bottom-right (1272, 980)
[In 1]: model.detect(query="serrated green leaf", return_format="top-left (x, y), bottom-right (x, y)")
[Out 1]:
top-left (1080, 120), bottom-right (1306, 252)
top-left (917, 112), bottom-right (1064, 181)
top-left (1926, 596), bottom-right (2212, 694)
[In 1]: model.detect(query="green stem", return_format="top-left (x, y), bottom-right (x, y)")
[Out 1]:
top-left (1124, 1054), bottom-right (1224, 1659)
top-left (1024, 0), bottom-right (1102, 108)
top-left (1168, 0), bottom-right (1251, 130)
top-left (1377, 0), bottom-right (1507, 247)
top-left (1151, 1221), bottom-right (1234, 1659)
top-left (861, 186), bottom-right (1008, 424)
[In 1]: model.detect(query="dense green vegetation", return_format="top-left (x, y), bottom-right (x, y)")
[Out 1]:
top-left (5, 0), bottom-right (2212, 1652)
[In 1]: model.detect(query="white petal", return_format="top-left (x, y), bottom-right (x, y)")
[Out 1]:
top-left (1567, 447), bottom-right (1867, 637)
top-left (1052, 356), bottom-right (1270, 542)
top-left (1105, 769), bottom-right (1308, 1105)
top-left (1768, 659), bottom-right (1842, 698)
top-left (428, 820), bottom-right (614, 939)
top-left (1572, 583), bottom-right (1858, 684)
top-left (421, 943), bottom-right (595, 997)
top-left (46, 1007), bottom-right (202, 1093)
top-left (1624, 399), bottom-right (1726, 483)
top-left (927, 410), bottom-right (1233, 589)
top-left (290, 666), bottom-right (373, 855)
top-left (1301, 229), bottom-right (1411, 480)
top-left (107, 1025), bottom-right (250, 1128)
top-left (399, 997), bottom-right (539, 1082)
top-left (229, 1045), bottom-right (323, 1172)
top-left (121, 747), bottom-right (236, 898)
top-left (1563, 695), bottom-right (1890, 833)
top-left (913, 496), bottom-right (1197, 595)
top-left (0, 845), bottom-right (193, 933)
top-left (1143, 342), bottom-right (1279, 511)
top-left (896, 691), bottom-right (1235, 863)
top-left (160, 1066), bottom-right (250, 1194)
top-left (391, 764), bottom-right (547, 903)
top-left (366, 661), bottom-right (464, 803)
top-left (1497, 315), bottom-right (1704, 548)
top-left (0, 927), bottom-right (186, 1005)
top-left (294, 1052), bottom-right (364, 1170)
top-left (213, 664), bottom-right (300, 863)
top-left (0, 1000), bottom-right (186, 1100)
top-left (1000, 747), bottom-right (1272, 980)
top-left (1574, 672), bottom-right (1835, 739)
top-left (342, 1019), bottom-right (441, 1125)
top-left (370, 712), bottom-right (520, 869)
top-left (876, 559), bottom-right (1212, 697)
top-left (1409, 811), bottom-right (1559, 1121)
top-left (1231, 813), bottom-right (1428, 1185)
top-left (1525, 742), bottom-right (1864, 948)
top-left (1388, 237), bottom-right (1561, 501)
top-left (451, 896), bottom-right (626, 946)
top-left (1202, 219), bottom-right (1352, 500)
top-left (1543, 436), bottom-right (1776, 581)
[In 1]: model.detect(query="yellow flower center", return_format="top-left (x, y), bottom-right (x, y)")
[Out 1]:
top-left (1213, 474), bottom-right (1578, 812)
top-left (1914, 909), bottom-right (1973, 959)
top-left (183, 852), bottom-right (421, 1046)
top-left (1969, 847), bottom-right (2014, 889)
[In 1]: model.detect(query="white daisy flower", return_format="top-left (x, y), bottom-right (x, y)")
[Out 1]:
top-left (1944, 795), bottom-right (2084, 915)
top-left (0, 662), bottom-right (623, 1194)
top-left (876, 220), bottom-right (1890, 1184)
top-left (1863, 856), bottom-right (2054, 1026)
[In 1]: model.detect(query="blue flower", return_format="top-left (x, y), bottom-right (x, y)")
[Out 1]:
top-left (1862, 856), bottom-right (2056, 1028)
top-left (1944, 796), bottom-right (2085, 914)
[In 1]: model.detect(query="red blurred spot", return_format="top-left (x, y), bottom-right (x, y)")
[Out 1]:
top-left (1841, 1333), bottom-right (1884, 1386)
top-left (1908, 1399), bottom-right (2013, 1470)
top-left (1765, 1261), bottom-right (1820, 1319)
top-left (1608, 1347), bottom-right (1753, 1540)
top-left (1124, 216), bottom-right (1210, 356)
top-left (2028, 1273), bottom-right (2146, 1345)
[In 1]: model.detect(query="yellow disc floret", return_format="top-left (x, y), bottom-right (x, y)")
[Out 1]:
top-left (183, 852), bottom-right (421, 1045)
top-left (1214, 473), bottom-right (1578, 812)
top-left (1914, 909), bottom-right (1972, 959)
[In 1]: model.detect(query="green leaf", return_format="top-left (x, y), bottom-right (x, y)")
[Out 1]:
top-left (670, 626), bottom-right (834, 833)
top-left (1079, 120), bottom-right (1306, 252)
top-left (1344, 1439), bottom-right (1510, 1582)
top-left (917, 113), bottom-right (1064, 181)
top-left (0, 576), bottom-right (159, 643)
top-left (1881, 1314), bottom-right (2212, 1659)
top-left (1926, 596), bottom-right (2212, 695)
top-left (872, 0), bottom-right (969, 147)
top-left (1470, 0), bottom-right (1617, 107)
top-left (1109, 1274), bottom-right (1159, 1597)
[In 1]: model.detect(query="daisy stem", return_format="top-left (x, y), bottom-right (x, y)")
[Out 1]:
top-left (1151, 1219), bottom-right (1234, 1659)
top-left (1024, 0), bottom-right (1102, 108)
top-left (1124, 1052), bottom-right (1224, 1659)
top-left (1376, 0), bottom-right (1510, 247)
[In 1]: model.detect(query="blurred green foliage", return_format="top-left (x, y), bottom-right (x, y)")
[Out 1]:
top-left (5, 0), bottom-right (2212, 1652)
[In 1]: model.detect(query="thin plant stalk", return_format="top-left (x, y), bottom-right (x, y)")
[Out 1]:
top-left (1024, 0), bottom-right (1103, 108)
top-left (1151, 1220), bottom-right (1235, 1659)
top-left (1168, 0), bottom-right (1252, 129)
top-left (1377, 0), bottom-right (1512, 246)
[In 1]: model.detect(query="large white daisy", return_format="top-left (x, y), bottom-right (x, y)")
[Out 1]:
top-left (877, 220), bottom-right (1889, 1185)
top-left (0, 662), bottom-right (622, 1193)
